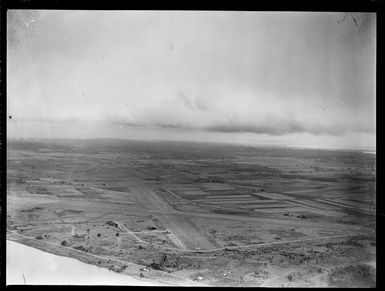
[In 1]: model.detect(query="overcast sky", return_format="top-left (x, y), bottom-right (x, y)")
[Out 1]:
top-left (7, 11), bottom-right (376, 149)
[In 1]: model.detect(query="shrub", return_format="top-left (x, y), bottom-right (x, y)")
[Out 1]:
top-left (61, 240), bottom-right (69, 246)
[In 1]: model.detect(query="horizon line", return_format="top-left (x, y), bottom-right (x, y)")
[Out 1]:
top-left (6, 136), bottom-right (376, 154)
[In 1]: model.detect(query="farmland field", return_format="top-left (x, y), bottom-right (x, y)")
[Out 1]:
top-left (7, 139), bottom-right (376, 286)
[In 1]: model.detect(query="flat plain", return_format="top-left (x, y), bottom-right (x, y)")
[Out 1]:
top-left (7, 139), bottom-right (376, 286)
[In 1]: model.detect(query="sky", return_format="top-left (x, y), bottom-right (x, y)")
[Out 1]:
top-left (7, 11), bottom-right (376, 150)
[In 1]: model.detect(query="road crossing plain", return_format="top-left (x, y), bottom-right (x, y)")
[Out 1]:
top-left (7, 139), bottom-right (376, 286)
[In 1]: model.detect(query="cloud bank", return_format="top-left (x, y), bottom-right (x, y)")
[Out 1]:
top-left (7, 11), bottom-right (376, 147)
